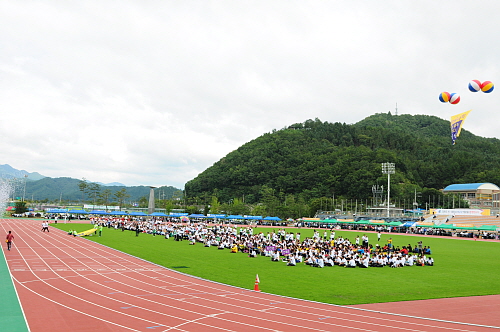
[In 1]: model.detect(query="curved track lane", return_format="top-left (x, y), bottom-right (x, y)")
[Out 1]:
top-left (1, 219), bottom-right (499, 332)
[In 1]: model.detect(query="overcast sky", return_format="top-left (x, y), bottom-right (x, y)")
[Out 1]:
top-left (1, 1), bottom-right (499, 189)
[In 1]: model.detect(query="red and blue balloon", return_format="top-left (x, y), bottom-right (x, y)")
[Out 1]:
top-left (439, 91), bottom-right (460, 104)
top-left (469, 80), bottom-right (494, 93)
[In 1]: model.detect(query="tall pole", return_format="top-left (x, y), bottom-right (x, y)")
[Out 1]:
top-left (148, 187), bottom-right (156, 215)
top-left (22, 174), bottom-right (28, 202)
top-left (332, 192), bottom-right (334, 212)
top-left (382, 163), bottom-right (395, 218)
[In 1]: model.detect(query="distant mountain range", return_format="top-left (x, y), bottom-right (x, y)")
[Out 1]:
top-left (0, 164), bottom-right (125, 186)
top-left (1, 164), bottom-right (181, 202)
top-left (0, 164), bottom-right (46, 181)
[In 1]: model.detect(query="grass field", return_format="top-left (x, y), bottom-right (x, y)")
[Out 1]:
top-left (52, 223), bottom-right (500, 305)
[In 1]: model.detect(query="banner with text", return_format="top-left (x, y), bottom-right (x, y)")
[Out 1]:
top-left (430, 209), bottom-right (490, 216)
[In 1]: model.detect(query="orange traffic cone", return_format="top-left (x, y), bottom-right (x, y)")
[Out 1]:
top-left (254, 274), bottom-right (260, 291)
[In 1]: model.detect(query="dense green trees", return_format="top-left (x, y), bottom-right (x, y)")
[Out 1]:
top-left (185, 113), bottom-right (496, 217)
top-left (15, 201), bottom-right (28, 214)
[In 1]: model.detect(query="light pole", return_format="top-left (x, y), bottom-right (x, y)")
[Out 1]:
top-left (22, 174), bottom-right (28, 202)
top-left (381, 163), bottom-right (395, 218)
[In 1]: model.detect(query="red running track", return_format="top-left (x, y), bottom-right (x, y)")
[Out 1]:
top-left (1, 219), bottom-right (499, 332)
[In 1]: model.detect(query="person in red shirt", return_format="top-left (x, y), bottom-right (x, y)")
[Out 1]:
top-left (5, 231), bottom-right (14, 251)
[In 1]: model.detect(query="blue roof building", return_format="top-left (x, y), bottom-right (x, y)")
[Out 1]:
top-left (443, 183), bottom-right (500, 208)
top-left (444, 183), bottom-right (499, 191)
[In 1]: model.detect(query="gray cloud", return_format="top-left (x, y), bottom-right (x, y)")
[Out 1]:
top-left (1, 1), bottom-right (499, 188)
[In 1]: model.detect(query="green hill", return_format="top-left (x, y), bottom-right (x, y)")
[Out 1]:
top-left (185, 113), bottom-right (500, 205)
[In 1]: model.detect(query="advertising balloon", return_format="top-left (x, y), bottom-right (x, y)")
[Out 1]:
top-left (439, 92), bottom-right (451, 103)
top-left (449, 93), bottom-right (460, 104)
top-left (481, 81), bottom-right (494, 93)
top-left (468, 80), bottom-right (482, 92)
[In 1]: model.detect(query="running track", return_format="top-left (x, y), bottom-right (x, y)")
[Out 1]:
top-left (2, 219), bottom-right (499, 332)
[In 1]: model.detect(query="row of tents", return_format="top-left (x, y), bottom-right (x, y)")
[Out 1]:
top-left (46, 209), bottom-right (282, 221)
top-left (320, 219), bottom-right (498, 231)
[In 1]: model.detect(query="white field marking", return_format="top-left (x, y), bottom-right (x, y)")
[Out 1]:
top-left (36, 228), bottom-right (380, 332)
top-left (6, 225), bottom-right (192, 329)
top-left (64, 241), bottom-right (484, 332)
top-left (0, 218), bottom-right (492, 332)
top-left (13, 220), bottom-right (494, 332)
top-left (42, 232), bottom-right (443, 332)
top-left (31, 225), bottom-right (376, 332)
top-left (17, 224), bottom-right (320, 332)
top-left (37, 221), bottom-right (486, 332)
top-left (10, 222), bottom-right (262, 332)
top-left (161, 312), bottom-right (235, 332)
top-left (10, 275), bottom-right (143, 332)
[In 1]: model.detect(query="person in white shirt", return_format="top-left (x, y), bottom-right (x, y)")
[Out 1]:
top-left (425, 256), bottom-right (434, 266)
top-left (360, 256), bottom-right (369, 268)
top-left (407, 255), bottom-right (414, 266)
top-left (346, 257), bottom-right (356, 268)
top-left (306, 256), bottom-right (314, 265)
top-left (316, 257), bottom-right (324, 268)
top-left (325, 257), bottom-right (334, 266)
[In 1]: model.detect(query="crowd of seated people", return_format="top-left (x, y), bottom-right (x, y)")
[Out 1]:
top-left (170, 224), bottom-right (435, 269)
top-left (66, 218), bottom-right (437, 269)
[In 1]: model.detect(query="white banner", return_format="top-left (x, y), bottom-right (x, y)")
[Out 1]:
top-left (431, 208), bottom-right (490, 216)
top-left (83, 204), bottom-right (120, 210)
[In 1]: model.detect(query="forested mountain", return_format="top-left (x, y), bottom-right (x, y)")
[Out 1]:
top-left (185, 113), bottom-right (500, 206)
top-left (13, 177), bottom-right (182, 204)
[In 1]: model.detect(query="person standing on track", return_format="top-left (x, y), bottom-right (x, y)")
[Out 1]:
top-left (5, 231), bottom-right (14, 251)
top-left (42, 221), bottom-right (49, 232)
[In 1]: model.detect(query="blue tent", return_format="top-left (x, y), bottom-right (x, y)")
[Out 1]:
top-left (189, 214), bottom-right (206, 218)
top-left (169, 212), bottom-right (189, 217)
top-left (112, 211), bottom-right (129, 216)
top-left (89, 210), bottom-right (109, 215)
top-left (129, 211), bottom-right (147, 216)
top-left (263, 216), bottom-right (282, 221)
top-left (68, 209), bottom-right (88, 214)
top-left (245, 216), bottom-right (263, 220)
top-left (226, 215), bottom-right (244, 219)
top-left (149, 212), bottom-right (168, 217)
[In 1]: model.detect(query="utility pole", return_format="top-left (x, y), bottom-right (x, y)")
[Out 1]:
top-left (382, 163), bottom-right (395, 218)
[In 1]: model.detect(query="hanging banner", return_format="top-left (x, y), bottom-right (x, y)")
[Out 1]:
top-left (450, 110), bottom-right (471, 145)
top-left (430, 209), bottom-right (490, 216)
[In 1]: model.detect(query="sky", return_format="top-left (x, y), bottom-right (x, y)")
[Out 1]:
top-left (1, 1), bottom-right (499, 189)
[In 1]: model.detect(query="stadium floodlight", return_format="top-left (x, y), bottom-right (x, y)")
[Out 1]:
top-left (381, 163), bottom-right (395, 218)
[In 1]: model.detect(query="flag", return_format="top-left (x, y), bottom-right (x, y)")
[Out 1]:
top-left (450, 110), bottom-right (471, 145)
top-left (255, 274), bottom-right (260, 283)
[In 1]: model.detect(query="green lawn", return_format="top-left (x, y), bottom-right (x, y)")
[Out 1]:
top-left (52, 223), bottom-right (500, 305)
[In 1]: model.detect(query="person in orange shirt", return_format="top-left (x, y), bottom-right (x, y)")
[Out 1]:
top-left (5, 231), bottom-right (14, 251)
